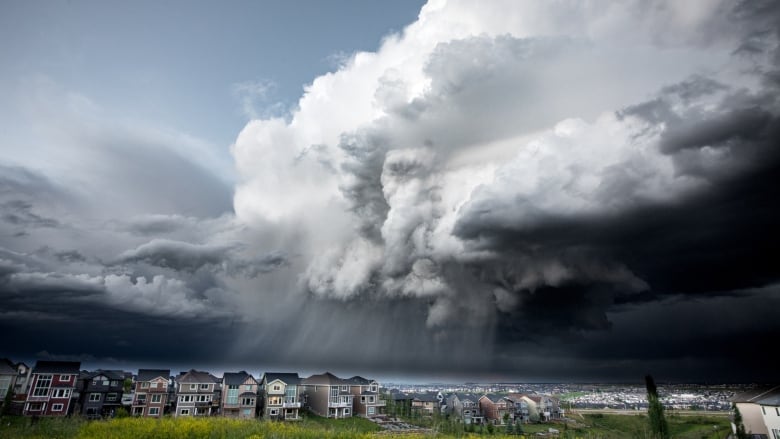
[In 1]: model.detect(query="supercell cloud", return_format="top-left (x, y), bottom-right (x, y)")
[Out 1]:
top-left (2, 0), bottom-right (780, 381)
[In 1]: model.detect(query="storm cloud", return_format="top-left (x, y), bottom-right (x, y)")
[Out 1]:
top-left (2, 0), bottom-right (779, 381)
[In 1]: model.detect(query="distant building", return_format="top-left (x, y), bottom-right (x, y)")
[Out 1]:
top-left (221, 371), bottom-right (258, 419)
top-left (261, 372), bottom-right (303, 420)
top-left (479, 394), bottom-right (513, 424)
top-left (410, 392), bottom-right (440, 417)
top-left (132, 369), bottom-right (171, 417)
top-left (447, 393), bottom-right (484, 424)
top-left (23, 360), bottom-right (80, 417)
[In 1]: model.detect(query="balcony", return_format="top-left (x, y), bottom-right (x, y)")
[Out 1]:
top-left (369, 400), bottom-right (386, 407)
top-left (329, 401), bottom-right (352, 408)
top-left (282, 401), bottom-right (301, 408)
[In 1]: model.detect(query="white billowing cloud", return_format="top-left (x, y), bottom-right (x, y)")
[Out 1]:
top-left (231, 0), bottom-right (768, 327)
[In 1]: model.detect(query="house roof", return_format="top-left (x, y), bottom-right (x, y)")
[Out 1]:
top-left (412, 393), bottom-right (439, 403)
top-left (176, 369), bottom-right (219, 384)
top-left (33, 361), bottom-right (81, 375)
top-left (263, 373), bottom-right (301, 386)
top-left (392, 392), bottom-right (412, 401)
top-left (481, 394), bottom-right (508, 404)
top-left (302, 372), bottom-right (348, 386)
top-left (758, 395), bottom-right (780, 406)
top-left (137, 369), bottom-right (171, 382)
top-left (732, 385), bottom-right (780, 403)
top-left (455, 393), bottom-right (479, 403)
top-left (223, 371), bottom-right (255, 386)
top-left (346, 376), bottom-right (376, 385)
top-left (81, 369), bottom-right (127, 381)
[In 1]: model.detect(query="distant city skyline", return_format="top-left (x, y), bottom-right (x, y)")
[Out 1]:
top-left (2, 0), bottom-right (779, 383)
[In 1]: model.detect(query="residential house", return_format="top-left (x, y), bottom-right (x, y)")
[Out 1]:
top-left (346, 376), bottom-right (385, 418)
top-left (732, 386), bottom-right (780, 438)
top-left (478, 394), bottom-right (514, 425)
top-left (221, 371), bottom-right (258, 419)
top-left (77, 370), bottom-right (128, 419)
top-left (447, 393), bottom-right (484, 424)
top-left (23, 360), bottom-right (80, 417)
top-left (509, 394), bottom-right (556, 422)
top-left (505, 394), bottom-right (531, 423)
top-left (261, 372), bottom-right (303, 420)
top-left (411, 392), bottom-right (440, 417)
top-left (132, 369), bottom-right (170, 417)
top-left (758, 393), bottom-right (780, 439)
top-left (302, 372), bottom-right (354, 418)
top-left (174, 369), bottom-right (220, 417)
top-left (0, 359), bottom-right (17, 411)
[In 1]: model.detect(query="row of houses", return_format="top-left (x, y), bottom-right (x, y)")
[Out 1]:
top-left (0, 359), bottom-right (385, 421)
top-left (389, 390), bottom-right (564, 425)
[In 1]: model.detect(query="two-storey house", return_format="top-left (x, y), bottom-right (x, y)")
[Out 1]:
top-left (261, 372), bottom-right (303, 420)
top-left (174, 369), bottom-right (220, 417)
top-left (411, 392), bottom-right (440, 417)
top-left (221, 371), bottom-right (258, 419)
top-left (506, 394), bottom-right (531, 423)
top-left (447, 393), bottom-right (484, 424)
top-left (132, 369), bottom-right (170, 417)
top-left (302, 372), bottom-right (354, 418)
top-left (23, 360), bottom-right (80, 417)
top-left (478, 394), bottom-right (514, 425)
top-left (346, 376), bottom-right (385, 418)
top-left (78, 370), bottom-right (127, 419)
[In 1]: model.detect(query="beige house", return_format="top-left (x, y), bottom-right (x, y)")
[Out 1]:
top-left (732, 385), bottom-right (780, 437)
top-left (302, 372), bottom-right (354, 418)
top-left (759, 393), bottom-right (780, 439)
top-left (221, 371), bottom-right (258, 419)
top-left (174, 370), bottom-right (220, 417)
top-left (260, 373), bottom-right (302, 420)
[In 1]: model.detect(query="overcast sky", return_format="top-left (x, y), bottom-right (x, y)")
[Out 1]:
top-left (1, 0), bottom-right (779, 384)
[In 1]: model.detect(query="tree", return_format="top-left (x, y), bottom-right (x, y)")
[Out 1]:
top-left (506, 418), bottom-right (514, 435)
top-left (733, 403), bottom-right (748, 439)
top-left (515, 419), bottom-right (524, 435)
top-left (123, 378), bottom-right (133, 393)
top-left (645, 375), bottom-right (670, 439)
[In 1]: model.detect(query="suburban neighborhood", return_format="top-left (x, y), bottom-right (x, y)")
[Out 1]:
top-left (2, 357), bottom-right (776, 438)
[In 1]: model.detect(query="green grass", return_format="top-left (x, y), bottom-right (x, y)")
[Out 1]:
top-left (0, 413), bottom-right (731, 439)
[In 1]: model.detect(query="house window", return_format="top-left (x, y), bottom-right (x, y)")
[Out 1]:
top-left (28, 402), bottom-right (43, 411)
top-left (149, 407), bottom-right (160, 416)
top-left (200, 384), bottom-right (209, 390)
top-left (370, 385), bottom-right (377, 392)
top-left (180, 409), bottom-right (190, 415)
top-left (136, 394), bottom-right (147, 403)
top-left (52, 403), bottom-right (64, 411)
top-left (190, 384), bottom-right (197, 390)
top-left (342, 385), bottom-right (348, 391)
top-left (361, 396), bottom-right (366, 403)
top-left (243, 408), bottom-right (252, 416)
top-left (151, 394), bottom-right (162, 403)
top-left (772, 429), bottom-right (780, 439)
top-left (33, 375), bottom-right (52, 396)
top-left (368, 406), bottom-right (375, 415)
top-left (180, 395), bottom-right (192, 403)
top-left (89, 393), bottom-right (101, 402)
top-left (244, 384), bottom-right (252, 391)
top-left (53, 389), bottom-right (71, 398)
top-left (344, 408), bottom-right (350, 415)
top-left (273, 385), bottom-right (280, 391)
top-left (241, 397), bottom-right (254, 406)
top-left (763, 407), bottom-right (767, 415)
top-left (270, 409), bottom-right (278, 415)
top-left (776, 407), bottom-right (780, 416)
top-left (141, 382), bottom-right (149, 388)
top-left (59, 375), bottom-right (70, 381)
top-left (106, 393), bottom-right (118, 402)
top-left (229, 384), bottom-right (239, 390)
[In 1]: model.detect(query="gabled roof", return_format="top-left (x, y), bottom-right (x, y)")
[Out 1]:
top-left (346, 376), bottom-right (376, 385)
top-left (412, 393), bottom-right (439, 403)
top-left (302, 372), bottom-right (349, 386)
top-left (758, 394), bottom-right (780, 406)
top-left (392, 392), bottom-right (412, 401)
top-left (223, 371), bottom-right (256, 386)
top-left (455, 393), bottom-right (479, 403)
top-left (480, 394), bottom-right (510, 404)
top-left (176, 369), bottom-right (219, 384)
top-left (81, 369), bottom-right (127, 381)
top-left (33, 361), bottom-right (81, 375)
top-left (137, 369), bottom-right (171, 382)
top-left (732, 385), bottom-right (780, 403)
top-left (263, 372), bottom-right (301, 386)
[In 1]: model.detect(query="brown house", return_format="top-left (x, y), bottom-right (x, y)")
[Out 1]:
top-left (221, 371), bottom-right (258, 419)
top-left (478, 394), bottom-right (514, 424)
top-left (132, 369), bottom-right (170, 417)
top-left (346, 376), bottom-right (386, 418)
top-left (302, 372), bottom-right (354, 418)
